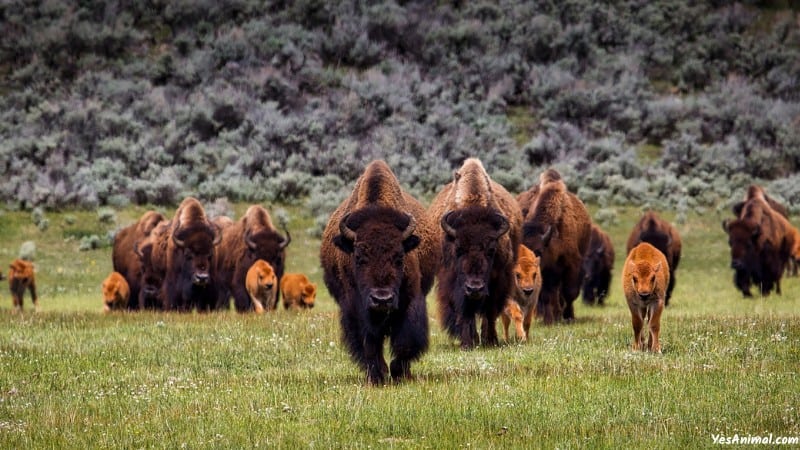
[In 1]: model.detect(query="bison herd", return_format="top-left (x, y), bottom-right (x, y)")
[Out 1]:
top-left (5, 158), bottom-right (799, 385)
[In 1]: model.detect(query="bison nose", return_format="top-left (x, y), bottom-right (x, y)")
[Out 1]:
top-left (143, 285), bottom-right (158, 296)
top-left (731, 260), bottom-right (744, 270)
top-left (522, 287), bottom-right (535, 296)
top-left (265, 283), bottom-right (274, 290)
top-left (638, 292), bottom-right (652, 301)
top-left (193, 273), bottom-right (210, 286)
top-left (464, 279), bottom-right (485, 296)
top-left (368, 289), bottom-right (395, 309)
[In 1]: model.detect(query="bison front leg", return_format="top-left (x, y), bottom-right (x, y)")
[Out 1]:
top-left (29, 281), bottom-right (39, 312)
top-left (628, 305), bottom-right (644, 351)
top-left (480, 311), bottom-right (500, 347)
top-left (363, 334), bottom-right (388, 386)
top-left (458, 313), bottom-right (479, 350)
top-left (646, 304), bottom-right (663, 353)
top-left (390, 298), bottom-right (429, 381)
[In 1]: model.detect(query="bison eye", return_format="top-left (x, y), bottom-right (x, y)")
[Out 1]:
top-left (393, 254), bottom-right (404, 267)
top-left (632, 276), bottom-right (638, 284)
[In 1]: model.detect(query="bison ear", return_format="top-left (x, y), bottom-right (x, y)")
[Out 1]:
top-left (732, 201), bottom-right (744, 217)
top-left (541, 225), bottom-right (554, 246)
top-left (654, 261), bottom-right (662, 273)
top-left (333, 235), bottom-right (355, 254)
top-left (402, 235), bottom-right (421, 253)
top-left (722, 219), bottom-right (730, 233)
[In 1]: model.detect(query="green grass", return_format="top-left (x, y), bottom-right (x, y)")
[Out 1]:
top-left (1, 203), bottom-right (799, 448)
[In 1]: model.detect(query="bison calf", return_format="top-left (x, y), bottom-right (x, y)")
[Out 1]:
top-left (245, 260), bottom-right (277, 314)
top-left (102, 272), bottom-right (130, 312)
top-left (622, 243), bottom-right (669, 353)
top-left (501, 245), bottom-right (541, 342)
top-left (280, 273), bottom-right (316, 310)
top-left (9, 259), bottom-right (38, 312)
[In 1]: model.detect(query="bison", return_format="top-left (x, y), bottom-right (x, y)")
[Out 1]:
top-left (214, 205), bottom-right (291, 312)
top-left (9, 259), bottom-right (37, 312)
top-left (112, 210), bottom-right (166, 309)
top-left (133, 220), bottom-right (170, 309)
top-left (102, 271), bottom-right (130, 312)
top-left (245, 260), bottom-right (278, 314)
top-left (429, 158), bottom-right (522, 349)
top-left (626, 211), bottom-right (681, 306)
top-left (723, 191), bottom-right (795, 297)
top-left (521, 169), bottom-right (591, 324)
top-left (500, 245), bottom-right (541, 342)
top-left (582, 224), bottom-right (615, 306)
top-left (320, 160), bottom-right (440, 385)
top-left (161, 197), bottom-right (221, 312)
top-left (623, 242), bottom-right (669, 353)
top-left (280, 273), bottom-right (317, 310)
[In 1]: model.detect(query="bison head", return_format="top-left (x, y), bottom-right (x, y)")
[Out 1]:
top-left (627, 259), bottom-right (662, 302)
top-left (522, 222), bottom-right (554, 258)
top-left (243, 224), bottom-right (291, 276)
top-left (441, 206), bottom-right (510, 300)
top-left (333, 206), bottom-right (419, 312)
top-left (722, 218), bottom-right (760, 271)
top-left (514, 245), bottom-right (541, 304)
top-left (173, 224), bottom-right (220, 287)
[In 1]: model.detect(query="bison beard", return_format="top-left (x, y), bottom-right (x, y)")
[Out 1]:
top-left (437, 206), bottom-right (512, 349)
top-left (325, 206), bottom-right (429, 385)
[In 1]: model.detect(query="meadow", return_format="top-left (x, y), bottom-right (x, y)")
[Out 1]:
top-left (0, 203), bottom-right (798, 448)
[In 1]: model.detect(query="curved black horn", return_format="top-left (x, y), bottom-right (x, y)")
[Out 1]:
top-left (171, 227), bottom-right (185, 248)
top-left (244, 229), bottom-right (257, 250)
top-left (212, 223), bottom-right (222, 246)
top-left (493, 213), bottom-right (510, 238)
top-left (134, 240), bottom-right (144, 259)
top-left (339, 214), bottom-right (357, 242)
top-left (279, 224), bottom-right (292, 250)
top-left (441, 211), bottom-right (458, 238)
top-left (401, 214), bottom-right (417, 241)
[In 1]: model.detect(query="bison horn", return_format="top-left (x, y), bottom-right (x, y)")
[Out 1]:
top-left (339, 213), bottom-right (357, 242)
top-left (212, 223), bottom-right (222, 246)
top-left (134, 240), bottom-right (144, 259)
top-left (401, 214), bottom-right (417, 241)
top-left (172, 227), bottom-right (185, 248)
top-left (245, 229), bottom-right (257, 250)
top-left (722, 219), bottom-right (730, 232)
top-left (279, 225), bottom-right (292, 250)
top-left (493, 213), bottom-right (510, 238)
top-left (541, 225), bottom-right (553, 244)
top-left (441, 211), bottom-right (458, 238)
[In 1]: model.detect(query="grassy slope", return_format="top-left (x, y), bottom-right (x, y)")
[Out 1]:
top-left (0, 203), bottom-right (798, 448)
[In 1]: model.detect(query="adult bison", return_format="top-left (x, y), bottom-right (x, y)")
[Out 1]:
top-left (320, 160), bottom-right (440, 385)
top-left (521, 169), bottom-right (591, 324)
top-left (429, 158), bottom-right (522, 349)
top-left (160, 197), bottom-right (221, 312)
top-left (214, 205), bottom-right (290, 312)
top-left (582, 224), bottom-right (615, 306)
top-left (626, 211), bottom-right (681, 306)
top-left (112, 210), bottom-right (166, 309)
top-left (134, 220), bottom-right (170, 309)
top-left (723, 191), bottom-right (795, 297)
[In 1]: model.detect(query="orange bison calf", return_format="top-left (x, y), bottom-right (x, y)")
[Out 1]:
top-left (9, 259), bottom-right (38, 312)
top-left (280, 273), bottom-right (317, 310)
top-left (622, 242), bottom-right (669, 353)
top-left (245, 260), bottom-right (278, 314)
top-left (102, 272), bottom-right (130, 312)
top-left (501, 245), bottom-right (541, 342)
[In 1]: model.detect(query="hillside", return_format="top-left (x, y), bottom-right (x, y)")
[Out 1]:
top-left (1, 1), bottom-right (799, 224)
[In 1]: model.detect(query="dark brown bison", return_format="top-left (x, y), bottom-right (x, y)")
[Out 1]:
top-left (626, 211), bottom-right (681, 306)
top-left (320, 160), bottom-right (440, 385)
top-left (133, 220), bottom-right (170, 309)
top-left (112, 210), bottom-right (166, 309)
top-left (582, 224), bottom-right (615, 306)
top-left (214, 205), bottom-right (290, 312)
top-left (160, 197), bottom-right (221, 311)
top-left (9, 259), bottom-right (37, 312)
top-left (723, 190), bottom-right (795, 297)
top-left (429, 158), bottom-right (522, 349)
top-left (521, 169), bottom-right (591, 324)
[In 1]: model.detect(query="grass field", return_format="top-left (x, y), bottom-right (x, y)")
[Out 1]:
top-left (0, 203), bottom-right (798, 448)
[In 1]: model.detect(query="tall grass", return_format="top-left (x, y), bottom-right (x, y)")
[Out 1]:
top-left (0, 203), bottom-right (798, 448)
